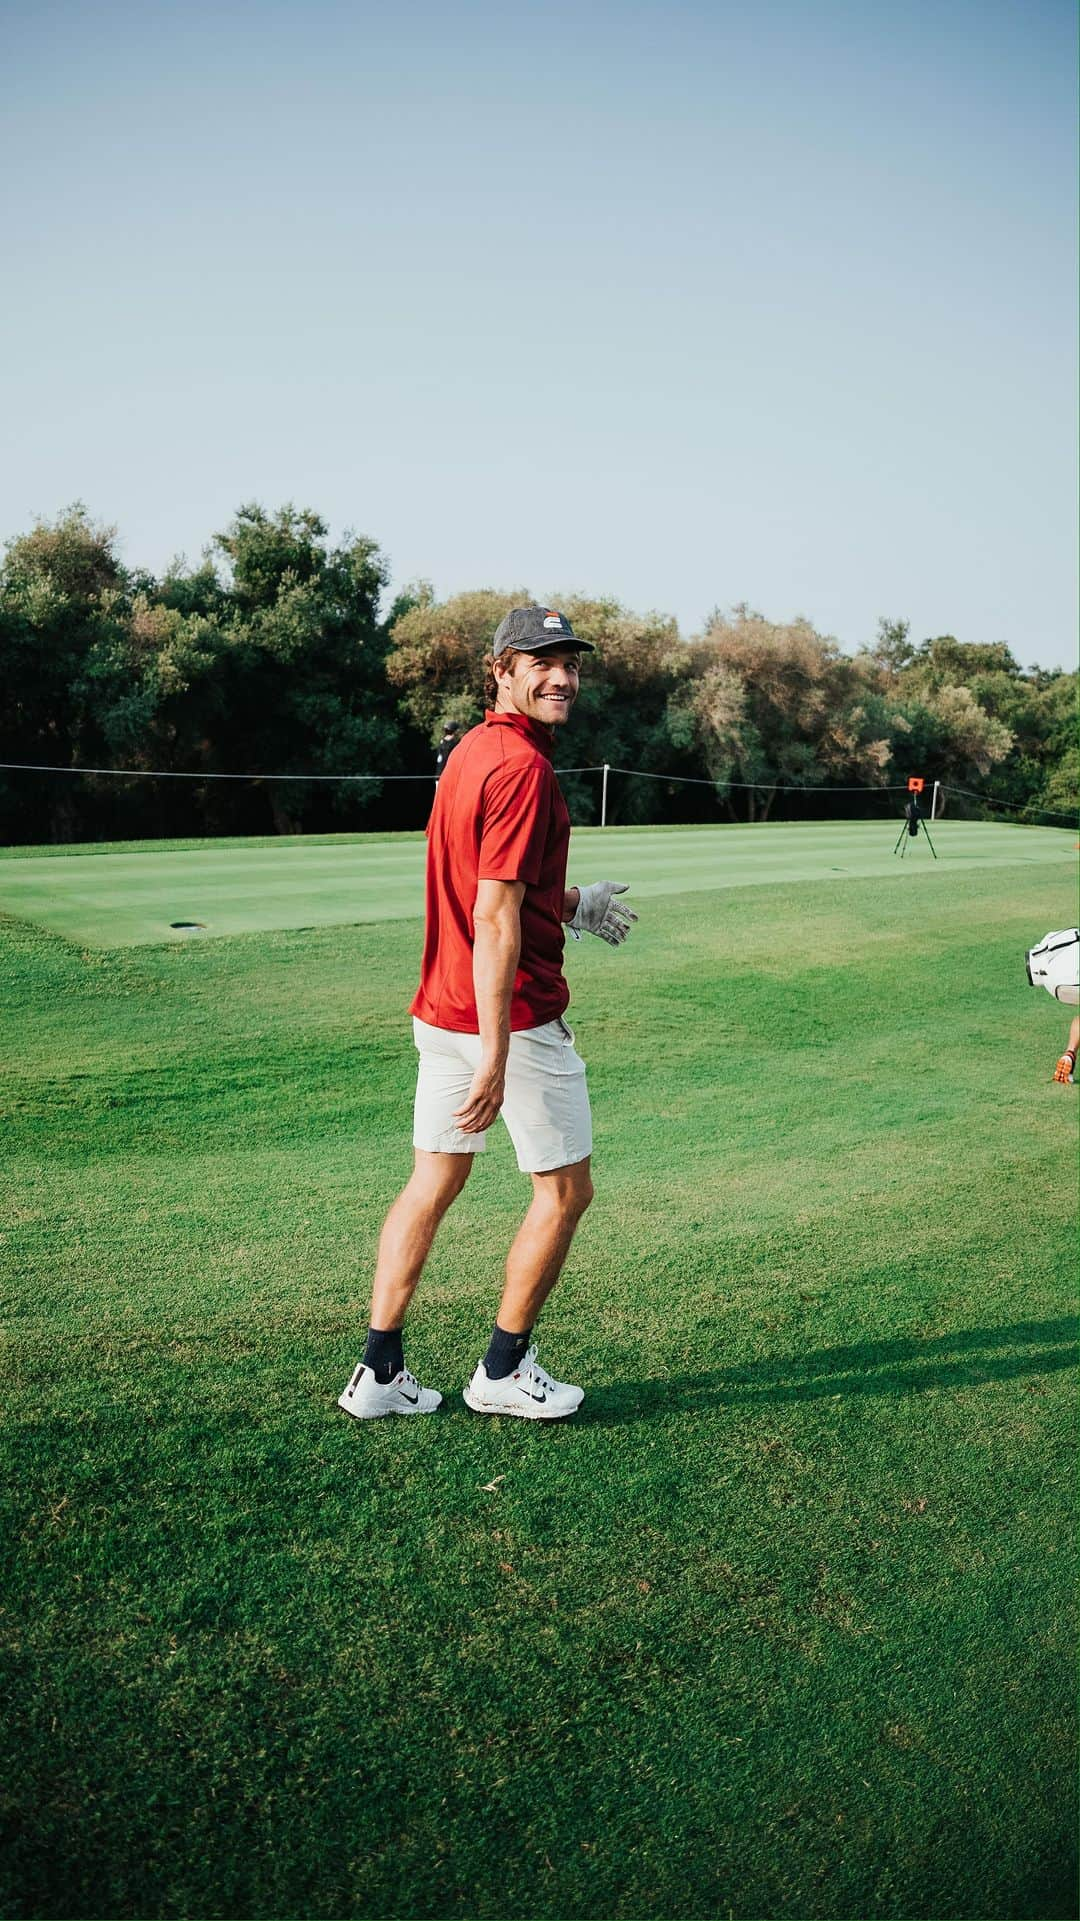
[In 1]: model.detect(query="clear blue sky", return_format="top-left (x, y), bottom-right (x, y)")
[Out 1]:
top-left (3, 0), bottom-right (1076, 669)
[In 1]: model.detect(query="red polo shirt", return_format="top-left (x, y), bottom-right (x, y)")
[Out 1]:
top-left (410, 709), bottom-right (572, 1033)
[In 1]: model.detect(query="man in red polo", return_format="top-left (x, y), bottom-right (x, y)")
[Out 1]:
top-left (338, 605), bottom-right (636, 1421)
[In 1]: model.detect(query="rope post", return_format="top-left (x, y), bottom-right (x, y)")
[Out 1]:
top-left (931, 779), bottom-right (941, 821)
top-left (601, 763), bottom-right (609, 827)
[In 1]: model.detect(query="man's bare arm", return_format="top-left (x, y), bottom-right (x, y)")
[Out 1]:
top-left (454, 878), bottom-right (525, 1134)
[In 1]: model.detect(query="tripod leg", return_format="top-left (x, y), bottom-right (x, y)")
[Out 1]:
top-left (893, 824), bottom-right (907, 855)
top-left (921, 822), bottom-right (938, 859)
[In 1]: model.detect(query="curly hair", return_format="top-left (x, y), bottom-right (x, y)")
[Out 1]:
top-left (483, 645), bottom-right (518, 709)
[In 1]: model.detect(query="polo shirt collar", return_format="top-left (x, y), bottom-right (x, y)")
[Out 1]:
top-left (484, 709), bottom-right (555, 759)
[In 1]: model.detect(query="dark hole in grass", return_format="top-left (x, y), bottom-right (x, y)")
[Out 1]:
top-left (170, 920), bottom-right (207, 930)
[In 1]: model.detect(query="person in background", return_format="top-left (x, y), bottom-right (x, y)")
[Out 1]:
top-left (1026, 926), bottom-right (1079, 1083)
top-left (435, 722), bottom-right (460, 781)
top-left (1054, 1014), bottom-right (1079, 1083)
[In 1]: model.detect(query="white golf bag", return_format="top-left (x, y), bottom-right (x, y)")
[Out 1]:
top-left (1026, 928), bottom-right (1080, 1006)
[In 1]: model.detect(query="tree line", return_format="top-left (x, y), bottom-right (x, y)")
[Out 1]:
top-left (1, 503), bottom-right (1075, 844)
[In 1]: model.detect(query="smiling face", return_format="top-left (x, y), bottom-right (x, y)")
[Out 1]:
top-left (492, 646), bottom-right (581, 727)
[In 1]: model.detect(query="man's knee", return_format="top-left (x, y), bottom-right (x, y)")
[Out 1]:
top-left (409, 1150), bottom-right (475, 1211)
top-left (572, 1166), bottom-right (595, 1217)
top-left (533, 1159), bottom-right (593, 1222)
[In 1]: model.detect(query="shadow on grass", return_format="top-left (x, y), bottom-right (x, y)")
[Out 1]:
top-left (581, 1316), bottom-right (1079, 1425)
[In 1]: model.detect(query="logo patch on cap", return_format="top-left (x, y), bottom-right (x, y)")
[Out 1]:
top-left (542, 611), bottom-right (564, 630)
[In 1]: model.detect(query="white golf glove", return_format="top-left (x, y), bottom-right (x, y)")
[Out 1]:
top-left (569, 881), bottom-right (637, 947)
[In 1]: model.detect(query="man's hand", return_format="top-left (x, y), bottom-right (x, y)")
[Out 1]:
top-left (454, 1056), bottom-right (507, 1133)
top-left (569, 880), bottom-right (637, 946)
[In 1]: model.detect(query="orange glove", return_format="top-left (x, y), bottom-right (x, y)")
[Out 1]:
top-left (1053, 1049), bottom-right (1076, 1084)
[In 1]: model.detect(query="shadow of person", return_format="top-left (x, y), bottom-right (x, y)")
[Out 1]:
top-left (579, 1315), bottom-right (1078, 1427)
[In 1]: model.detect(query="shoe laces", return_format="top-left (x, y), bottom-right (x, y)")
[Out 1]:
top-left (519, 1346), bottom-right (558, 1393)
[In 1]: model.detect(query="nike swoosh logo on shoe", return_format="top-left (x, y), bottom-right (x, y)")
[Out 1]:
top-left (523, 1389), bottom-right (546, 1403)
top-left (398, 1390), bottom-right (419, 1405)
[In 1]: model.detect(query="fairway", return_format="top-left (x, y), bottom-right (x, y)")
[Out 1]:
top-left (1, 827), bottom-right (1076, 1920)
top-left (0, 818), bottom-right (1072, 947)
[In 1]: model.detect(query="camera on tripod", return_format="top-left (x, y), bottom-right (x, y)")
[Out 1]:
top-left (894, 777), bottom-right (937, 859)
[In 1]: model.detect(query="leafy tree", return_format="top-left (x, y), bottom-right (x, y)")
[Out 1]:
top-left (548, 596), bottom-right (685, 823)
top-left (0, 505), bottom-right (136, 839)
top-left (385, 586), bottom-right (528, 741)
top-left (124, 591), bottom-right (229, 776)
top-left (918, 683), bottom-right (1013, 778)
top-left (891, 634), bottom-right (1027, 805)
top-left (864, 616), bottom-right (915, 678)
top-left (674, 607), bottom-right (892, 820)
top-left (202, 504), bottom-right (401, 832)
top-left (903, 635), bottom-right (1023, 690)
top-left (1037, 734), bottom-right (1079, 821)
top-left (666, 656), bottom-right (748, 803)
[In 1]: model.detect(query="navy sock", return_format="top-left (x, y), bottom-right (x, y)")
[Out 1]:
top-left (483, 1323), bottom-right (532, 1381)
top-left (363, 1326), bottom-right (404, 1385)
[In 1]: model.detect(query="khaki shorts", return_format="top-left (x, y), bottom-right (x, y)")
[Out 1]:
top-left (412, 1015), bottom-right (592, 1173)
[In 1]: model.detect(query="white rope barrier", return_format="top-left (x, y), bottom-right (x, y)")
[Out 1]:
top-left (605, 766), bottom-right (912, 793)
top-left (0, 759), bottom-right (606, 781)
top-left (0, 760), bottom-right (1073, 822)
top-left (940, 783), bottom-right (1077, 825)
top-left (0, 761), bottom-right (425, 782)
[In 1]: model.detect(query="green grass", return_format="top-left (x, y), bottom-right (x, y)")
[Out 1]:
top-left (1, 827), bottom-right (1076, 1919)
top-left (0, 819), bottom-right (1071, 947)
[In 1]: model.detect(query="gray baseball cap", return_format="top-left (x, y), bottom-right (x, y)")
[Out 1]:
top-left (491, 605), bottom-right (595, 654)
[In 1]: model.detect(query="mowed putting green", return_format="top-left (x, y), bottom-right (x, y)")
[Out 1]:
top-left (0, 818), bottom-right (1073, 947)
top-left (1, 828), bottom-right (1076, 1920)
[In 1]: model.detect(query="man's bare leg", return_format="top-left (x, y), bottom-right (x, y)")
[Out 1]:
top-left (463, 1158), bottom-right (593, 1417)
top-left (496, 1157), bottom-right (594, 1333)
top-left (339, 1150), bottom-right (474, 1418)
top-left (369, 1150), bottom-right (474, 1330)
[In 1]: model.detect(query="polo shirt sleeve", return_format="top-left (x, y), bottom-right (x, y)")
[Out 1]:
top-left (477, 760), bottom-right (551, 886)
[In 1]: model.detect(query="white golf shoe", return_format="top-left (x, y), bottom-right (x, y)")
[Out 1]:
top-left (337, 1363), bottom-right (442, 1419)
top-left (463, 1345), bottom-right (584, 1420)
